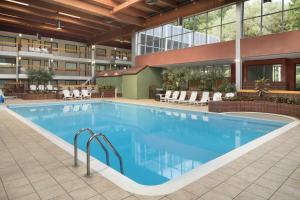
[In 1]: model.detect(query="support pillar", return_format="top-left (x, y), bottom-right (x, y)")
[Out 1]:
top-left (16, 53), bottom-right (19, 82)
top-left (131, 32), bottom-right (137, 67)
top-left (235, 2), bottom-right (243, 90)
top-left (91, 45), bottom-right (96, 81)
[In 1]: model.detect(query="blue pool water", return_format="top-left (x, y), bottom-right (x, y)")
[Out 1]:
top-left (9, 101), bottom-right (286, 185)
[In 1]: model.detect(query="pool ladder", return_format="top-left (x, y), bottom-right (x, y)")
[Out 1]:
top-left (73, 128), bottom-right (124, 176)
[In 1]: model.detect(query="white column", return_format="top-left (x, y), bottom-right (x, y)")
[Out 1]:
top-left (131, 32), bottom-right (137, 67)
top-left (235, 2), bottom-right (243, 90)
top-left (91, 45), bottom-right (95, 80)
top-left (16, 54), bottom-right (19, 82)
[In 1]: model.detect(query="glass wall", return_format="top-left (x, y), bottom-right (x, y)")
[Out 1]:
top-left (247, 64), bottom-right (282, 82)
top-left (136, 4), bottom-right (236, 55)
top-left (243, 0), bottom-right (300, 37)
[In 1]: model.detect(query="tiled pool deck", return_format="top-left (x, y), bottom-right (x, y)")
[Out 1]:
top-left (0, 98), bottom-right (300, 200)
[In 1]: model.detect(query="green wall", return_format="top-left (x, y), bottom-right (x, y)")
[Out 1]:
top-left (96, 67), bottom-right (163, 99)
top-left (96, 76), bottom-right (122, 93)
top-left (122, 75), bottom-right (138, 99)
top-left (137, 67), bottom-right (163, 99)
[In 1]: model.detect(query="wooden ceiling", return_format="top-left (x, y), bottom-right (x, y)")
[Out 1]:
top-left (0, 0), bottom-right (237, 48)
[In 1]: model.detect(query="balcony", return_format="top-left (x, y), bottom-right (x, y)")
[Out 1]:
top-left (20, 65), bottom-right (91, 77)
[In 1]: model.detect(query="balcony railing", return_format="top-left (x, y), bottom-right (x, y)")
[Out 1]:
top-left (0, 66), bottom-right (17, 74)
top-left (0, 42), bottom-right (18, 52)
top-left (20, 65), bottom-right (91, 77)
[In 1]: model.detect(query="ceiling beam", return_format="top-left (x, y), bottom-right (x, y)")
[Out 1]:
top-left (0, 9), bottom-right (98, 36)
top-left (93, 25), bottom-right (137, 44)
top-left (0, 2), bottom-right (108, 32)
top-left (0, 16), bottom-right (89, 41)
top-left (89, 0), bottom-right (118, 9)
top-left (19, 0), bottom-right (121, 29)
top-left (39, 0), bottom-right (144, 26)
top-left (112, 0), bottom-right (143, 14)
top-left (144, 0), bottom-right (238, 28)
top-left (157, 0), bottom-right (178, 8)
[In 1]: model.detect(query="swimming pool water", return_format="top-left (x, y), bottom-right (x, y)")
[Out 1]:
top-left (10, 101), bottom-right (286, 185)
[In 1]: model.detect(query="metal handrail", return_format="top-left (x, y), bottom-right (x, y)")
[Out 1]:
top-left (73, 128), bottom-right (109, 167)
top-left (87, 133), bottom-right (124, 176)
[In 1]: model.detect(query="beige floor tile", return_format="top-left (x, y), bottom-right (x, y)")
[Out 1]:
top-left (6, 184), bottom-right (35, 199)
top-left (270, 191), bottom-right (299, 200)
top-left (89, 179), bottom-right (116, 194)
top-left (201, 190), bottom-right (232, 200)
top-left (60, 178), bottom-right (88, 192)
top-left (183, 182), bottom-right (210, 196)
top-left (166, 190), bottom-right (198, 200)
top-left (36, 185), bottom-right (66, 200)
top-left (48, 194), bottom-right (73, 200)
top-left (234, 191), bottom-right (267, 200)
top-left (213, 182), bottom-right (242, 198)
top-left (102, 187), bottom-right (131, 200)
top-left (244, 184), bottom-right (275, 199)
top-left (31, 177), bottom-right (58, 191)
top-left (277, 184), bottom-right (300, 199)
top-left (87, 194), bottom-right (107, 200)
top-left (133, 195), bottom-right (164, 200)
top-left (14, 192), bottom-right (40, 200)
top-left (69, 186), bottom-right (98, 200)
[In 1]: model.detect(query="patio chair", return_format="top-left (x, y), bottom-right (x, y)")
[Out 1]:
top-left (173, 91), bottom-right (187, 103)
top-left (46, 85), bottom-right (53, 91)
top-left (168, 91), bottom-right (180, 102)
top-left (62, 90), bottom-right (72, 100)
top-left (182, 91), bottom-right (198, 104)
top-left (81, 89), bottom-right (92, 99)
top-left (72, 89), bottom-right (82, 100)
top-left (30, 85), bottom-right (37, 92)
top-left (212, 92), bottom-right (222, 102)
top-left (225, 92), bottom-right (235, 98)
top-left (160, 90), bottom-right (172, 102)
top-left (195, 91), bottom-right (210, 105)
top-left (38, 85), bottom-right (45, 91)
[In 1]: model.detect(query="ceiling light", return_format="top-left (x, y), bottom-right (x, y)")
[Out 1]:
top-left (56, 19), bottom-right (62, 30)
top-left (4, 0), bottom-right (29, 6)
top-left (58, 12), bottom-right (80, 19)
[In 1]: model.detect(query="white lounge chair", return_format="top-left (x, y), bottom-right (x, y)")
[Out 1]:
top-left (30, 85), bottom-right (37, 92)
top-left (38, 85), bottom-right (44, 91)
top-left (160, 90), bottom-right (172, 102)
top-left (225, 92), bottom-right (235, 98)
top-left (173, 91), bottom-right (187, 103)
top-left (62, 90), bottom-right (72, 100)
top-left (212, 92), bottom-right (222, 102)
top-left (196, 91), bottom-right (210, 105)
top-left (81, 89), bottom-right (92, 99)
top-left (182, 91), bottom-right (198, 104)
top-left (72, 89), bottom-right (82, 100)
top-left (46, 85), bottom-right (53, 91)
top-left (168, 91), bottom-right (180, 102)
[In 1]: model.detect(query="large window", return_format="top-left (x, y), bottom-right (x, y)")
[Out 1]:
top-left (65, 44), bottom-right (77, 53)
top-left (136, 4), bottom-right (236, 55)
top-left (247, 64), bottom-right (282, 82)
top-left (243, 0), bottom-right (300, 37)
top-left (65, 62), bottom-right (77, 70)
top-left (96, 48), bottom-right (106, 57)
